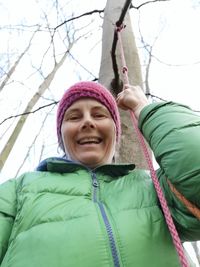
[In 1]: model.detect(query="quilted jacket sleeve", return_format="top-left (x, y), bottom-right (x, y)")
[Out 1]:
top-left (0, 179), bottom-right (17, 263)
top-left (138, 101), bottom-right (200, 241)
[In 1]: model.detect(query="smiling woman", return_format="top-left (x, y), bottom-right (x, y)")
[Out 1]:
top-left (56, 82), bottom-right (120, 168)
top-left (61, 98), bottom-right (116, 168)
top-left (0, 81), bottom-right (200, 267)
top-left (56, 81), bottom-right (121, 151)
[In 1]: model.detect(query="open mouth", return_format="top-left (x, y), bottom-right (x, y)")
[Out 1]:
top-left (77, 137), bottom-right (102, 145)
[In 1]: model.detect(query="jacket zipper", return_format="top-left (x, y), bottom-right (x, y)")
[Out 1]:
top-left (92, 172), bottom-right (120, 267)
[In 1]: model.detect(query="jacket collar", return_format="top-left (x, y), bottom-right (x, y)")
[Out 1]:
top-left (36, 157), bottom-right (135, 178)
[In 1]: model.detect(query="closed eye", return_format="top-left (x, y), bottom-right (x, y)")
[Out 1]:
top-left (64, 113), bottom-right (82, 121)
top-left (93, 113), bottom-right (106, 119)
top-left (68, 115), bottom-right (81, 121)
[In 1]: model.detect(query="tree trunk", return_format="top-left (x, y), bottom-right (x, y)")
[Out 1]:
top-left (99, 0), bottom-right (149, 169)
top-left (191, 242), bottom-right (200, 266)
top-left (0, 52), bottom-right (68, 171)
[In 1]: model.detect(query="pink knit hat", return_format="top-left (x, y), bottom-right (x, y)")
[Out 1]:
top-left (57, 81), bottom-right (121, 151)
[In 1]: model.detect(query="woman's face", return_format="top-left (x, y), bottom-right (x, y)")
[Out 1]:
top-left (61, 98), bottom-right (116, 168)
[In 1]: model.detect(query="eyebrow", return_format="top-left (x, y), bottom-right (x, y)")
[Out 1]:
top-left (65, 108), bottom-right (81, 114)
top-left (65, 105), bottom-right (108, 114)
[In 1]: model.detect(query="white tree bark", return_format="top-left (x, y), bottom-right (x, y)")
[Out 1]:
top-left (99, 0), bottom-right (149, 168)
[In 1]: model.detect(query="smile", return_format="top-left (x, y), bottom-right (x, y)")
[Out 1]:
top-left (77, 137), bottom-right (102, 145)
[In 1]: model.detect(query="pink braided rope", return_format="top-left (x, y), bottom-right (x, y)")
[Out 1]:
top-left (116, 25), bottom-right (189, 267)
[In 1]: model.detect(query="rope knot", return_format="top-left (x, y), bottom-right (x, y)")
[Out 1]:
top-left (115, 23), bottom-right (126, 32)
top-left (122, 66), bottom-right (128, 73)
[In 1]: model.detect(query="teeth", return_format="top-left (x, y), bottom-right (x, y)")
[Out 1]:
top-left (78, 137), bottom-right (101, 144)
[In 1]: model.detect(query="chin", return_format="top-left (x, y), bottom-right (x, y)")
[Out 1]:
top-left (81, 160), bottom-right (101, 168)
top-left (81, 158), bottom-right (113, 169)
top-left (77, 156), bottom-right (102, 168)
top-left (74, 153), bottom-right (114, 168)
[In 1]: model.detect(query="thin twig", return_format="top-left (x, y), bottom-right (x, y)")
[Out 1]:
top-left (0, 102), bottom-right (58, 126)
top-left (130, 0), bottom-right (170, 10)
top-left (54, 9), bottom-right (104, 31)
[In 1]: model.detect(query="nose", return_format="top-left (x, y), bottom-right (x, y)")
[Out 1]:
top-left (81, 114), bottom-right (95, 130)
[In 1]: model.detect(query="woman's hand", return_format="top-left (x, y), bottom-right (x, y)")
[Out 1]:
top-left (116, 84), bottom-right (149, 119)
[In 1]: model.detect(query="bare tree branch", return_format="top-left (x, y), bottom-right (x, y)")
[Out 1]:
top-left (130, 0), bottom-right (170, 9)
top-left (14, 105), bottom-right (55, 177)
top-left (69, 52), bottom-right (97, 79)
top-left (0, 50), bottom-right (68, 171)
top-left (111, 0), bottom-right (132, 93)
top-left (116, 0), bottom-right (132, 27)
top-left (150, 55), bottom-right (200, 67)
top-left (137, 13), bottom-right (161, 95)
top-left (0, 30), bottom-right (37, 92)
top-left (54, 9), bottom-right (104, 31)
top-left (0, 101), bottom-right (58, 126)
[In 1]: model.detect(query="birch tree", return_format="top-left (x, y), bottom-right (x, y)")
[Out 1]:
top-left (99, 0), bottom-right (148, 168)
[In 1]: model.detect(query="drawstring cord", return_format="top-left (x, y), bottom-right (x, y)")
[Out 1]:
top-left (116, 24), bottom-right (189, 267)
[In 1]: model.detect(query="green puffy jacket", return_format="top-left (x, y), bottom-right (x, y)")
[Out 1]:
top-left (0, 102), bottom-right (200, 267)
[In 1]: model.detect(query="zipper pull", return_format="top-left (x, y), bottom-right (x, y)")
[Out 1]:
top-left (92, 178), bottom-right (98, 187)
top-left (92, 172), bottom-right (99, 187)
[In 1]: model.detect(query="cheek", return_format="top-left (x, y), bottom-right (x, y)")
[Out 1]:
top-left (105, 123), bottom-right (116, 146)
top-left (61, 124), bottom-right (73, 148)
top-left (104, 125), bottom-right (116, 161)
top-left (110, 122), bottom-right (117, 139)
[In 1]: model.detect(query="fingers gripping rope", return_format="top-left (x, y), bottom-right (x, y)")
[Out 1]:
top-left (116, 24), bottom-right (189, 267)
